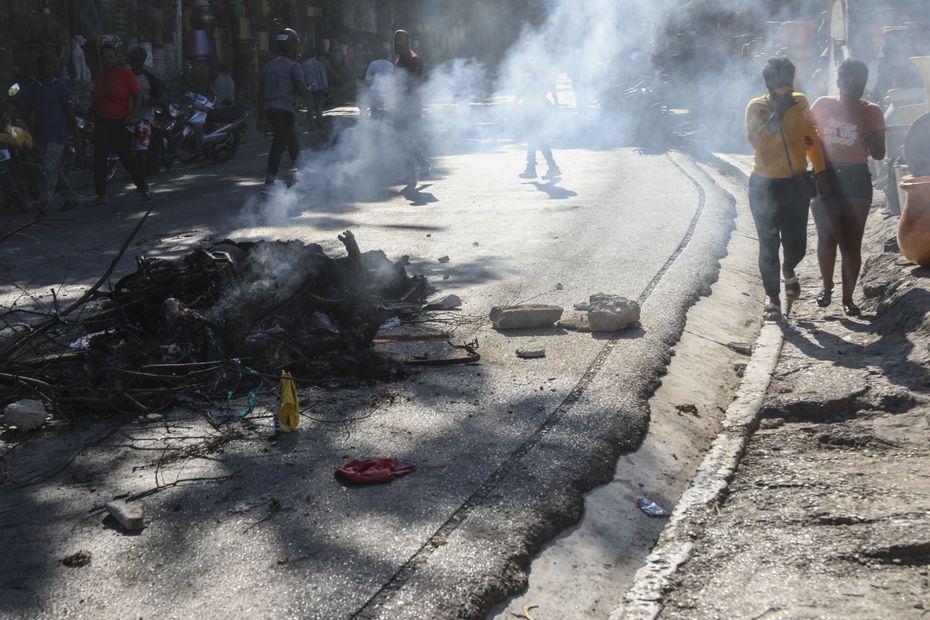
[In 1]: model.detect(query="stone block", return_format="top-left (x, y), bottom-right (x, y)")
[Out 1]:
top-left (489, 304), bottom-right (563, 330)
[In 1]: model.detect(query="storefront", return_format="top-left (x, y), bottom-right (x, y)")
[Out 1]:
top-left (0, 0), bottom-right (531, 110)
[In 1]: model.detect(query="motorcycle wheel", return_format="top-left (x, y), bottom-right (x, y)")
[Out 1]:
top-left (211, 129), bottom-right (241, 164)
top-left (178, 136), bottom-right (199, 164)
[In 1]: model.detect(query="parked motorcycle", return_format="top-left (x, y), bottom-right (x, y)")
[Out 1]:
top-left (148, 92), bottom-right (247, 174)
top-left (0, 87), bottom-right (42, 212)
top-left (64, 107), bottom-right (121, 184)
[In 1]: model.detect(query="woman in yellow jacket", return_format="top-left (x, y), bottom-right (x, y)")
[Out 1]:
top-left (745, 57), bottom-right (832, 321)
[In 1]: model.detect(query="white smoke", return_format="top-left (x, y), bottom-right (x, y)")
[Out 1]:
top-left (239, 0), bottom-right (836, 225)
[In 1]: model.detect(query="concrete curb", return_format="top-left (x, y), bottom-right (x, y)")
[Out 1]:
top-left (608, 152), bottom-right (785, 620)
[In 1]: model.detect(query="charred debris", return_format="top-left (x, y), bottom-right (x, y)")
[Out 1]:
top-left (0, 226), bottom-right (477, 418)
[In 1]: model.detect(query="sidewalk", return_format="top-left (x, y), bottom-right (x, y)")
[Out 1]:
top-left (622, 184), bottom-right (930, 618)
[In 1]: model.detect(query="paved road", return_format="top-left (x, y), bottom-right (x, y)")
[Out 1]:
top-left (0, 106), bottom-right (736, 618)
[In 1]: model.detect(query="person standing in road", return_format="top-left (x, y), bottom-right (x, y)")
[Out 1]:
top-left (24, 55), bottom-right (81, 211)
top-left (127, 47), bottom-right (161, 178)
top-left (301, 46), bottom-right (328, 132)
top-left (257, 28), bottom-right (311, 193)
top-left (810, 60), bottom-right (886, 316)
top-left (745, 56), bottom-right (830, 321)
top-left (364, 44), bottom-right (394, 119)
top-left (91, 43), bottom-right (151, 205)
top-left (392, 29), bottom-right (430, 186)
top-left (518, 63), bottom-right (561, 181)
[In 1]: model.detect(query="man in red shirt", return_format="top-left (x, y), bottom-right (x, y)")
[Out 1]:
top-left (392, 29), bottom-right (430, 186)
top-left (91, 43), bottom-right (151, 204)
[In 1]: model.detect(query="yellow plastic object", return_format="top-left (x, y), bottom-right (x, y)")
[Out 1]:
top-left (0, 124), bottom-right (33, 149)
top-left (276, 370), bottom-right (299, 432)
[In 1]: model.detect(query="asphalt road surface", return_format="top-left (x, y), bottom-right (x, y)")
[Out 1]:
top-left (0, 107), bottom-right (737, 618)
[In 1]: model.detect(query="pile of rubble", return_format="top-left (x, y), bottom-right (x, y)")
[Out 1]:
top-left (0, 231), bottom-right (433, 416)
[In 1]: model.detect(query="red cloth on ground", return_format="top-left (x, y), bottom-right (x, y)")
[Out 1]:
top-left (335, 458), bottom-right (416, 485)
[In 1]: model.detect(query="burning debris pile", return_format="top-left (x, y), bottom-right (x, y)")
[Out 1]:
top-left (0, 231), bottom-right (435, 416)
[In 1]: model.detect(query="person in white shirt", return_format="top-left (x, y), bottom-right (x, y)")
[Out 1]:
top-left (364, 44), bottom-right (394, 118)
top-left (301, 46), bottom-right (328, 131)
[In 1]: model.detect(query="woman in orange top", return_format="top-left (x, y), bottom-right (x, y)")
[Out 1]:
top-left (811, 59), bottom-right (886, 316)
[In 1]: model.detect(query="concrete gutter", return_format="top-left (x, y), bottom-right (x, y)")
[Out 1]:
top-left (609, 153), bottom-right (786, 620)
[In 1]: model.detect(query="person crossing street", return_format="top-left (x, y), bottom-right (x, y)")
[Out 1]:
top-left (257, 28), bottom-right (311, 193)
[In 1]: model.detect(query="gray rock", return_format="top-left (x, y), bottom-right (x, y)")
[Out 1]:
top-left (587, 294), bottom-right (640, 332)
top-left (106, 499), bottom-right (145, 531)
top-left (3, 399), bottom-right (47, 431)
top-left (438, 255), bottom-right (450, 263)
top-left (516, 348), bottom-right (546, 359)
top-left (426, 294), bottom-right (462, 310)
top-left (489, 304), bottom-right (563, 330)
top-left (558, 315), bottom-right (594, 332)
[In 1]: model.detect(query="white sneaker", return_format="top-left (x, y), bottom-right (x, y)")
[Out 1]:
top-left (519, 165), bottom-right (537, 179)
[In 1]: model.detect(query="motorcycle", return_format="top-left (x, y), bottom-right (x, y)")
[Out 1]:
top-left (65, 107), bottom-right (121, 184)
top-left (148, 92), bottom-right (246, 173)
top-left (0, 85), bottom-right (42, 212)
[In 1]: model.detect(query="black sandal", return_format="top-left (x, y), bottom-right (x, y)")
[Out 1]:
top-left (816, 288), bottom-right (832, 308)
top-left (763, 302), bottom-right (782, 322)
top-left (843, 300), bottom-right (861, 317)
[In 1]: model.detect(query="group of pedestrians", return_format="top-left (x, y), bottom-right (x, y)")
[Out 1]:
top-left (745, 56), bottom-right (885, 320)
top-left (257, 28), bottom-right (435, 192)
top-left (19, 44), bottom-right (155, 211)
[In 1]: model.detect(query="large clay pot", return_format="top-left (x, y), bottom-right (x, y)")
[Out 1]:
top-left (898, 175), bottom-right (930, 266)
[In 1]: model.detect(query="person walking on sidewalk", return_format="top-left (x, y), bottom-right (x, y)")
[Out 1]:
top-left (24, 55), bottom-right (81, 210)
top-left (257, 28), bottom-right (311, 193)
top-left (300, 46), bottom-right (328, 132)
top-left (745, 56), bottom-right (830, 321)
top-left (91, 44), bottom-right (151, 205)
top-left (810, 60), bottom-right (886, 316)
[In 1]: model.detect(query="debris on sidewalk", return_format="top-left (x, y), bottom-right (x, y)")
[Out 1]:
top-left (335, 458), bottom-right (416, 485)
top-left (635, 496), bottom-right (670, 517)
top-left (105, 499), bottom-right (146, 531)
top-left (490, 304), bottom-right (563, 330)
top-left (2, 399), bottom-right (47, 431)
top-left (61, 550), bottom-right (92, 567)
top-left (438, 255), bottom-right (450, 263)
top-left (516, 348), bottom-right (546, 359)
top-left (674, 403), bottom-right (698, 415)
top-left (512, 603), bottom-right (539, 620)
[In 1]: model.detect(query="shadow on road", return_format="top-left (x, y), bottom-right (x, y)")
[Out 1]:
top-left (530, 179), bottom-right (577, 200)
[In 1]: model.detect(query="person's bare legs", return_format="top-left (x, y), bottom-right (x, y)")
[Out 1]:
top-left (811, 195), bottom-right (842, 304)
top-left (838, 197), bottom-right (871, 306)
